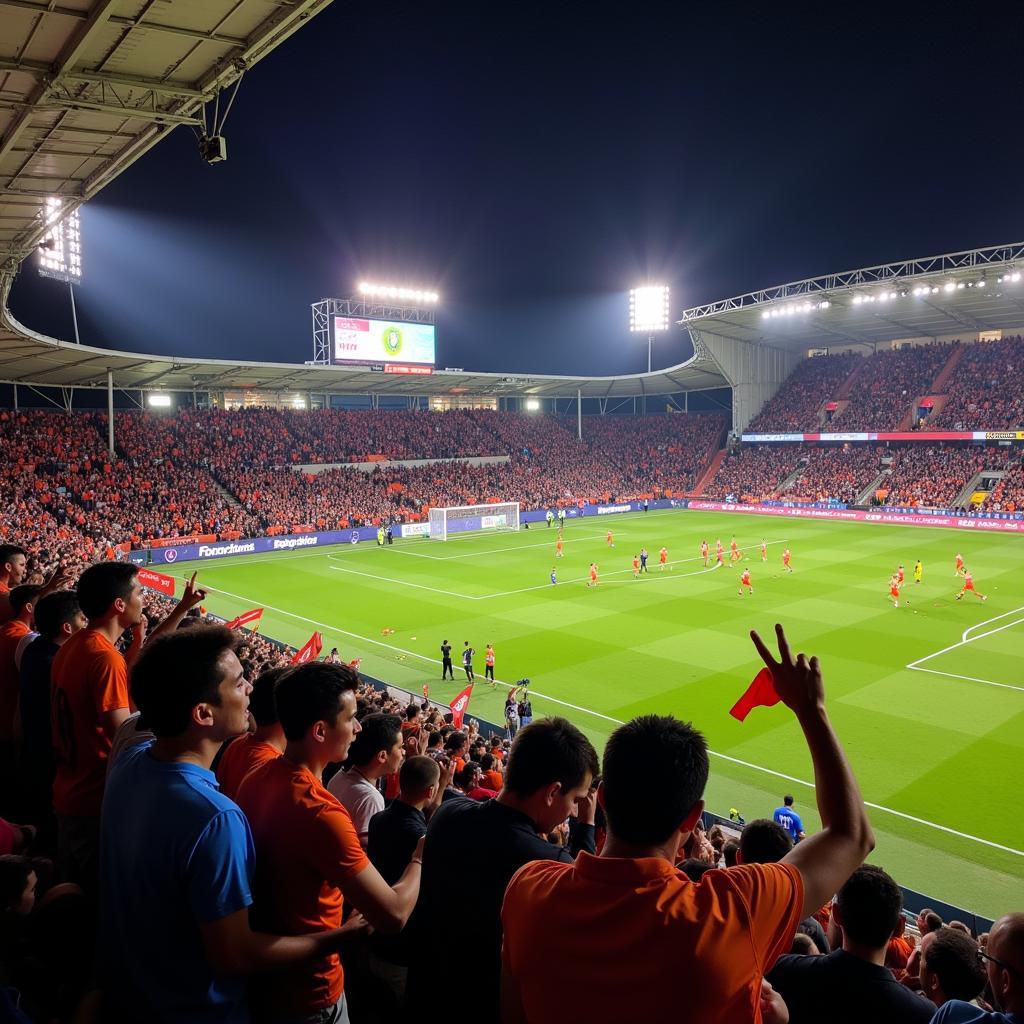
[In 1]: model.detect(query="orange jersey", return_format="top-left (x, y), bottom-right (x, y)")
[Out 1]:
top-left (632, 558), bottom-right (640, 569)
top-left (730, 541), bottom-right (738, 553)
top-left (606, 531), bottom-right (613, 542)
top-left (216, 736), bottom-right (282, 802)
top-left (963, 574), bottom-right (974, 589)
top-left (715, 541), bottom-right (723, 553)
top-left (956, 555), bottom-right (964, 568)
top-left (740, 571), bottom-right (751, 585)
top-left (556, 539), bottom-right (564, 551)
top-left (486, 650), bottom-right (495, 666)
top-left (761, 543), bottom-right (767, 555)
top-left (659, 549), bottom-right (667, 563)
top-left (700, 543), bottom-right (708, 555)
top-left (783, 551), bottom-right (791, 563)
top-left (897, 569), bottom-right (905, 582)
top-left (0, 619), bottom-right (30, 740)
top-left (590, 568), bottom-right (598, 580)
top-left (890, 586), bottom-right (900, 598)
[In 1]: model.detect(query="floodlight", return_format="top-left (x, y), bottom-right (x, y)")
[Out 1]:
top-left (629, 285), bottom-right (670, 333)
top-left (148, 393), bottom-right (171, 408)
top-left (525, 399), bottom-right (540, 411)
top-left (37, 198), bottom-right (82, 284)
top-left (944, 282), bottom-right (956, 292)
top-left (976, 280), bottom-right (985, 288)
top-left (1011, 272), bottom-right (1021, 283)
top-left (358, 281), bottom-right (439, 304)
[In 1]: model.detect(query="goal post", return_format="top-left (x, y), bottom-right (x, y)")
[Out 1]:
top-left (428, 502), bottom-right (521, 541)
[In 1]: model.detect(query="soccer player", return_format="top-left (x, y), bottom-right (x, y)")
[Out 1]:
top-left (955, 552), bottom-right (965, 576)
top-left (632, 555), bottom-right (640, 579)
top-left (485, 644), bottom-right (496, 686)
top-left (606, 530), bottom-right (615, 548)
top-left (715, 538), bottom-right (724, 564)
top-left (659, 546), bottom-right (668, 571)
top-left (782, 548), bottom-right (793, 573)
top-left (462, 642), bottom-right (475, 681)
top-left (730, 536), bottom-right (741, 563)
top-left (700, 540), bottom-right (709, 566)
top-left (555, 536), bottom-right (564, 558)
top-left (738, 568), bottom-right (753, 597)
top-left (913, 559), bottom-right (923, 584)
top-left (550, 567), bottom-right (557, 586)
top-left (955, 570), bottom-right (987, 602)
top-left (640, 547), bottom-right (649, 573)
top-left (588, 563), bottom-right (599, 587)
top-left (896, 564), bottom-right (905, 588)
top-left (889, 574), bottom-right (901, 608)
top-left (761, 539), bottom-right (768, 562)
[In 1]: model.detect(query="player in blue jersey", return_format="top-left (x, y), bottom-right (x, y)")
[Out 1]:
top-left (550, 567), bottom-right (557, 586)
top-left (772, 794), bottom-right (806, 842)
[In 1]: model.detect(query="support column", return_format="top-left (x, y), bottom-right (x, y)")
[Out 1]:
top-left (12, 383), bottom-right (17, 411)
top-left (107, 370), bottom-right (115, 457)
top-left (684, 390), bottom-right (688, 413)
top-left (577, 389), bottom-right (582, 440)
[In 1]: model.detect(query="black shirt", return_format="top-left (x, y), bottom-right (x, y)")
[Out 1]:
top-left (405, 797), bottom-right (595, 1007)
top-left (440, 643), bottom-right (452, 662)
top-left (18, 636), bottom-right (58, 775)
top-left (768, 948), bottom-right (934, 1024)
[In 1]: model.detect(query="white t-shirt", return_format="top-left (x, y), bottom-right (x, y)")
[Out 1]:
top-left (326, 767), bottom-right (384, 848)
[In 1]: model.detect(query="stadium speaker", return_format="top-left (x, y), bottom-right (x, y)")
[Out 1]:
top-left (199, 134), bottom-right (228, 164)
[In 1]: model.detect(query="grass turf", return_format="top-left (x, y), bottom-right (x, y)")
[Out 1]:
top-left (164, 508), bottom-right (1023, 919)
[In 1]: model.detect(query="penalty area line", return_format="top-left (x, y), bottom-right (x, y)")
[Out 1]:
top-left (198, 578), bottom-right (1024, 858)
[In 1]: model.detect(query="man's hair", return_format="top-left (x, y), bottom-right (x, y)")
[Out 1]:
top-left (480, 752), bottom-right (495, 771)
top-left (489, 734), bottom-right (502, 746)
top-left (455, 761), bottom-right (481, 789)
top-left (131, 625), bottom-right (237, 739)
top-left (346, 712), bottom-right (402, 767)
top-left (680, 858), bottom-right (714, 882)
top-left (600, 715), bottom-right (708, 845)
top-left (0, 544), bottom-right (27, 568)
top-left (426, 730), bottom-right (442, 750)
top-left (739, 819), bottom-right (794, 864)
top-left (32, 590), bottom-right (82, 640)
top-left (783, 794), bottom-right (795, 806)
top-left (504, 717), bottom-right (599, 799)
top-left (275, 662), bottom-right (359, 742)
top-left (405, 703), bottom-right (420, 720)
top-left (399, 755), bottom-right (439, 797)
top-left (923, 929), bottom-right (986, 1002)
top-left (921, 910), bottom-right (944, 934)
top-left (9, 584), bottom-right (41, 615)
top-left (249, 666), bottom-right (289, 727)
top-left (77, 561), bottom-right (138, 620)
top-left (835, 865), bottom-right (904, 949)
top-left (722, 840), bottom-right (739, 867)
top-left (444, 731), bottom-right (467, 753)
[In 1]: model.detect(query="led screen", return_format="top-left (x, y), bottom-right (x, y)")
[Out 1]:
top-left (333, 316), bottom-right (435, 366)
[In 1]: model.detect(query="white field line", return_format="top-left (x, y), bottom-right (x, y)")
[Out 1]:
top-left (906, 607), bottom-right (1024, 693)
top-left (196, 577), bottom-right (1023, 858)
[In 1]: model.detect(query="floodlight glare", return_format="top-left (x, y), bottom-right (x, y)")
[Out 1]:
top-left (629, 285), bottom-right (670, 333)
top-left (147, 393), bottom-right (171, 408)
top-left (357, 281), bottom-right (439, 303)
top-left (37, 197), bottom-right (82, 284)
top-left (525, 398), bottom-right (541, 411)
top-left (944, 281), bottom-right (956, 292)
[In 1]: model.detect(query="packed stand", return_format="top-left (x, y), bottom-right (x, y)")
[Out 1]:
top-left (704, 445), bottom-right (801, 502)
top-left (832, 342), bottom-right (952, 430)
top-left (882, 446), bottom-right (1012, 509)
top-left (976, 458), bottom-right (1024, 513)
top-left (930, 336), bottom-right (1024, 430)
top-left (746, 352), bottom-right (862, 432)
top-left (781, 446), bottom-right (886, 504)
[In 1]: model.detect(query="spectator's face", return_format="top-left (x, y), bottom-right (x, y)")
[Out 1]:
top-left (4, 553), bottom-right (27, 585)
top-left (67, 610), bottom-right (88, 637)
top-left (13, 871), bottom-right (37, 915)
top-left (214, 650), bottom-right (253, 738)
top-left (538, 773), bottom-right (594, 833)
top-left (122, 576), bottom-right (145, 625)
top-left (328, 690), bottom-right (360, 762)
top-left (384, 733), bottom-right (405, 774)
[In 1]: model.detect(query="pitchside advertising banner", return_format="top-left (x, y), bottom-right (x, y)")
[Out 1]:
top-left (333, 316), bottom-right (436, 367)
top-left (741, 430), bottom-right (1024, 443)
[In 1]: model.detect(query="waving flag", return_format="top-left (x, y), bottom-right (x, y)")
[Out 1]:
top-left (449, 683), bottom-right (474, 729)
top-left (224, 607), bottom-right (264, 631)
top-left (729, 667), bottom-right (780, 722)
top-left (292, 631), bottom-right (324, 665)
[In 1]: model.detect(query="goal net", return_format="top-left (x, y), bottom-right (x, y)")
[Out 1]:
top-left (428, 502), bottom-right (521, 541)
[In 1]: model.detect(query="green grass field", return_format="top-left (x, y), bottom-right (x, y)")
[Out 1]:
top-left (165, 509), bottom-right (1023, 918)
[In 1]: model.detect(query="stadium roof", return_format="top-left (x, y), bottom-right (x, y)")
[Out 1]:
top-left (679, 242), bottom-right (1024, 350)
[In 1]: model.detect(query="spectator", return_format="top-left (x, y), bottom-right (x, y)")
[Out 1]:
top-left (235, 662), bottom-right (424, 1024)
top-left (0, 584), bottom-right (41, 808)
top-left (773, 793), bottom-right (807, 842)
top-left (98, 625), bottom-right (348, 1022)
top-left (767, 865), bottom-right (934, 1023)
top-left (215, 665), bottom-right (288, 801)
top-left (500, 624), bottom-right (873, 1023)
top-left (327, 712), bottom-right (404, 848)
top-left (0, 544), bottom-right (29, 625)
top-left (919, 908), bottom-right (945, 935)
top-left (17, 591), bottom-right (86, 832)
top-left (793, 932), bottom-right (822, 955)
top-left (919, 927), bottom-right (987, 1008)
top-left (405, 716), bottom-right (599, 1010)
top-left (931, 912), bottom-right (1024, 1023)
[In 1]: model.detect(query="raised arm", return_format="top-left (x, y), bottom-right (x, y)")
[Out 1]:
top-left (750, 624), bottom-right (874, 918)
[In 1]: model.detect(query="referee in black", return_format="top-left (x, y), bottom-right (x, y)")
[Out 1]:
top-left (440, 639), bottom-right (454, 679)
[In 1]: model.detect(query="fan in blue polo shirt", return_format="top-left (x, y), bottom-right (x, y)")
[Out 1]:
top-left (772, 794), bottom-right (806, 842)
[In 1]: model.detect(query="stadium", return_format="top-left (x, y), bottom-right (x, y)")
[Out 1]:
top-left (0, 3), bottom-right (1021, 1022)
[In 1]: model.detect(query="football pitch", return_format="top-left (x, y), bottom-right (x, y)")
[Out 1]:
top-left (166, 509), bottom-right (1023, 918)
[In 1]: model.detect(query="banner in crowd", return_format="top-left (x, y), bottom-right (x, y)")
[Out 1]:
top-left (292, 631), bottom-right (324, 665)
top-left (136, 568), bottom-right (175, 596)
top-left (225, 607), bottom-right (264, 631)
top-left (449, 683), bottom-right (474, 729)
top-left (686, 500), bottom-right (1024, 533)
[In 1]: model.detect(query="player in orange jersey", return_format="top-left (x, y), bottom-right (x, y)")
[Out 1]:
top-left (659, 546), bottom-right (668, 571)
top-left (632, 555), bottom-right (640, 578)
top-left (730, 537), bottom-right (743, 564)
top-left (782, 548), bottom-right (793, 573)
top-left (956, 570), bottom-right (987, 602)
top-left (700, 540), bottom-right (709, 566)
top-left (760, 538), bottom-right (768, 561)
top-left (555, 536), bottom-right (564, 558)
top-left (889, 575), bottom-right (901, 608)
top-left (896, 564), bottom-right (905, 588)
top-left (587, 562), bottom-right (599, 587)
top-left (955, 552), bottom-right (965, 576)
top-left (606, 530), bottom-right (615, 548)
top-left (738, 568), bottom-right (753, 596)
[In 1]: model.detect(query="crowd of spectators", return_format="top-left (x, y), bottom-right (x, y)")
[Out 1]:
top-left (781, 446), bottom-right (886, 504)
top-left (704, 445), bottom-right (801, 502)
top-left (747, 352), bottom-right (862, 432)
top-left (979, 463), bottom-right (1024, 513)
top-left (882, 447), bottom-right (1012, 510)
top-left (3, 556), bottom-right (1016, 1023)
top-left (930, 336), bottom-right (1024, 431)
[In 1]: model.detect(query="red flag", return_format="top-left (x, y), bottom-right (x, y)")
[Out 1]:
top-left (291, 631), bottom-right (323, 665)
top-left (422, 683), bottom-right (430, 699)
top-left (137, 568), bottom-right (175, 597)
top-left (224, 607), bottom-right (264, 630)
top-left (729, 667), bottom-right (781, 722)
top-left (449, 683), bottom-right (474, 729)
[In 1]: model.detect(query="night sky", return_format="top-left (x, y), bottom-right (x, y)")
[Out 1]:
top-left (9, 1), bottom-right (1024, 377)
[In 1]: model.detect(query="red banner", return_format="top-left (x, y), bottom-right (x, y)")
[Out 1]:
top-left (449, 683), bottom-right (474, 729)
top-left (225, 607), bottom-right (264, 631)
top-left (291, 631), bottom-right (324, 665)
top-left (137, 568), bottom-right (175, 597)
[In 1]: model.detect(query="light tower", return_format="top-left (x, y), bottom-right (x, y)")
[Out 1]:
top-left (629, 284), bottom-right (670, 373)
